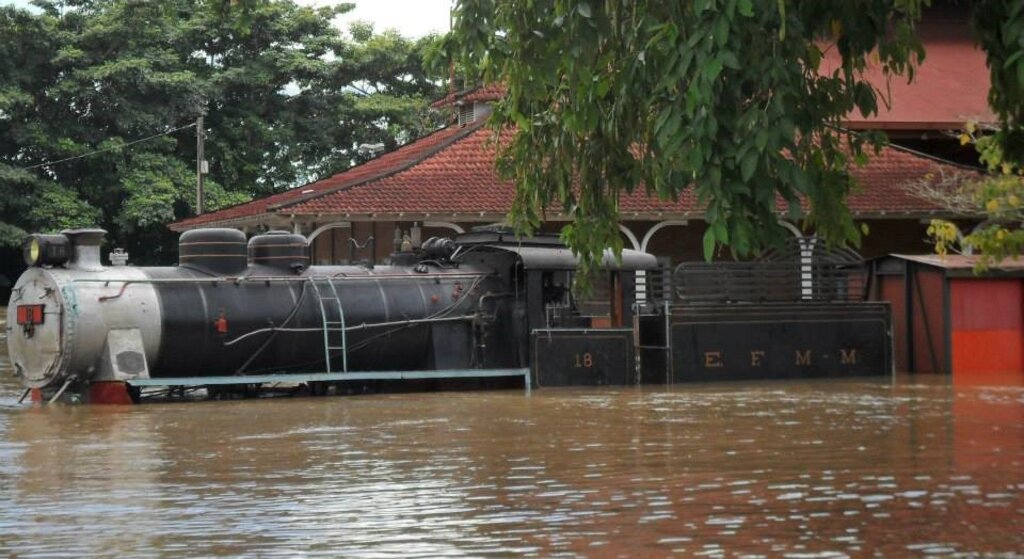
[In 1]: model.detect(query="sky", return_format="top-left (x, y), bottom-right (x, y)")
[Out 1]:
top-left (0, 0), bottom-right (454, 37)
top-left (326, 0), bottom-right (452, 37)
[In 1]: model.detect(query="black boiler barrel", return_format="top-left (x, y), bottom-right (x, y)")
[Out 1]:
top-left (142, 265), bottom-right (492, 378)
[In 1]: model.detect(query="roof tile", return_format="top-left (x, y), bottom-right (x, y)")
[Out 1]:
top-left (173, 123), bottom-right (972, 229)
top-left (172, 124), bottom-right (475, 229)
top-left (825, 20), bottom-right (995, 128)
top-left (283, 125), bottom-right (964, 218)
top-left (430, 83), bottom-right (507, 109)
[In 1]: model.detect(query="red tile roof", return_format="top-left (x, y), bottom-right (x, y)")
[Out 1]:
top-left (430, 83), bottom-right (507, 109)
top-left (171, 124), bottom-right (482, 230)
top-left (434, 20), bottom-right (994, 129)
top-left (289, 126), bottom-right (966, 217)
top-left (845, 146), bottom-right (972, 214)
top-left (171, 121), bottom-right (975, 231)
top-left (284, 122), bottom-right (514, 216)
top-left (823, 19), bottom-right (996, 129)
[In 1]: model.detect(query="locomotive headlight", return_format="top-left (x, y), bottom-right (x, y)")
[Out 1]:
top-left (23, 234), bottom-right (72, 267)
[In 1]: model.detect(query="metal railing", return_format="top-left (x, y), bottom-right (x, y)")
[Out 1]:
top-left (671, 260), bottom-right (867, 303)
top-left (634, 239), bottom-right (869, 305)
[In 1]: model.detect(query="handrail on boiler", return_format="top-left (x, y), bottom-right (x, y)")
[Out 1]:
top-left (73, 272), bottom-right (487, 303)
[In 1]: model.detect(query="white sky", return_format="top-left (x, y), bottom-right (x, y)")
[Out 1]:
top-left (323, 0), bottom-right (453, 37)
top-left (0, 0), bottom-right (454, 37)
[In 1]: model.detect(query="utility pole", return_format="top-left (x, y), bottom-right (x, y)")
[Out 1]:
top-left (196, 115), bottom-right (205, 215)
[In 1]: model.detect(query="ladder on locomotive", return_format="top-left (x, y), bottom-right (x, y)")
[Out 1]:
top-left (309, 278), bottom-right (349, 373)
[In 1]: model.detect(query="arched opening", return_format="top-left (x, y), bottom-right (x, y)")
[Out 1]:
top-left (640, 220), bottom-right (689, 253)
top-left (307, 222), bottom-right (352, 265)
top-left (423, 221), bottom-right (465, 234)
top-left (619, 224), bottom-right (640, 251)
top-left (307, 222), bottom-right (352, 243)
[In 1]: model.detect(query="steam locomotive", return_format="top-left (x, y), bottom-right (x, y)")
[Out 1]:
top-left (7, 225), bottom-right (893, 405)
top-left (7, 226), bottom-right (662, 404)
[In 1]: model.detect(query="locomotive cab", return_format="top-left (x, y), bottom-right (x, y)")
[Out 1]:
top-left (451, 228), bottom-right (659, 387)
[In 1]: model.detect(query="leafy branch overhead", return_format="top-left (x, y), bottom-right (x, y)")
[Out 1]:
top-left (446, 0), bottom-right (1022, 270)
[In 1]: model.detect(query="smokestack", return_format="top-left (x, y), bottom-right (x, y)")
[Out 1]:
top-left (62, 229), bottom-right (107, 271)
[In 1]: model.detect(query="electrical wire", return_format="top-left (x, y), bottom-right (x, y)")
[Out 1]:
top-left (222, 314), bottom-right (476, 348)
top-left (342, 275), bottom-right (486, 354)
top-left (232, 280), bottom-right (311, 375)
top-left (18, 122), bottom-right (198, 170)
top-left (231, 274), bottom-right (488, 376)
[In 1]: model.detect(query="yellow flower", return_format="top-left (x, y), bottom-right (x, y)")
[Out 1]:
top-left (959, 133), bottom-right (971, 146)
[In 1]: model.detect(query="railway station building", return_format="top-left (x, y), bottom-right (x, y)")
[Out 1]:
top-left (170, 13), bottom-right (993, 271)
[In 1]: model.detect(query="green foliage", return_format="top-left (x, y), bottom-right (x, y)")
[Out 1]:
top-left (961, 129), bottom-right (1024, 267)
top-left (929, 124), bottom-right (1024, 270)
top-left (0, 0), bottom-right (444, 259)
top-left (972, 1), bottom-right (1024, 164)
top-left (26, 182), bottom-right (103, 231)
top-left (446, 0), bottom-right (927, 272)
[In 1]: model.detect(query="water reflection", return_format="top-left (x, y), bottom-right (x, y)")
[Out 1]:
top-left (0, 342), bottom-right (1021, 556)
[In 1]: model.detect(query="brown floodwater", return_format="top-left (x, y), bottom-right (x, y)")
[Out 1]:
top-left (0, 337), bottom-right (1022, 557)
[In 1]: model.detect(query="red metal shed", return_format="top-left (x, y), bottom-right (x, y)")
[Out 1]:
top-left (871, 254), bottom-right (1024, 380)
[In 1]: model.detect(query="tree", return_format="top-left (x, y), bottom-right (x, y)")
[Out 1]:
top-left (912, 123), bottom-right (1024, 269)
top-left (947, 0), bottom-right (1024, 265)
top-left (0, 0), bottom-right (445, 268)
top-left (0, 5), bottom-right (102, 248)
top-left (445, 0), bottom-right (1023, 271)
top-left (972, 0), bottom-right (1024, 165)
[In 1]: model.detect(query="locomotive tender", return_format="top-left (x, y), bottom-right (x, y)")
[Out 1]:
top-left (7, 226), bottom-right (893, 404)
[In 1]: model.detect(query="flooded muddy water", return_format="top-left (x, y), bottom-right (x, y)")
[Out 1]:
top-left (0, 340), bottom-right (1022, 557)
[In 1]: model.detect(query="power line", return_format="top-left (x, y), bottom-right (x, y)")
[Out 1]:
top-left (18, 122), bottom-right (198, 171)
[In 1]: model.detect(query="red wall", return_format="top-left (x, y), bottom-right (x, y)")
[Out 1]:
top-left (879, 274), bottom-right (909, 372)
top-left (951, 279), bottom-right (1024, 377)
top-left (910, 268), bottom-right (948, 373)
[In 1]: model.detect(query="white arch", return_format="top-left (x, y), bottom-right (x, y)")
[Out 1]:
top-left (307, 221), bottom-right (351, 242)
top-left (423, 221), bottom-right (465, 234)
top-left (640, 220), bottom-right (689, 252)
top-left (619, 224), bottom-right (640, 251)
top-left (778, 219), bottom-right (803, 238)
